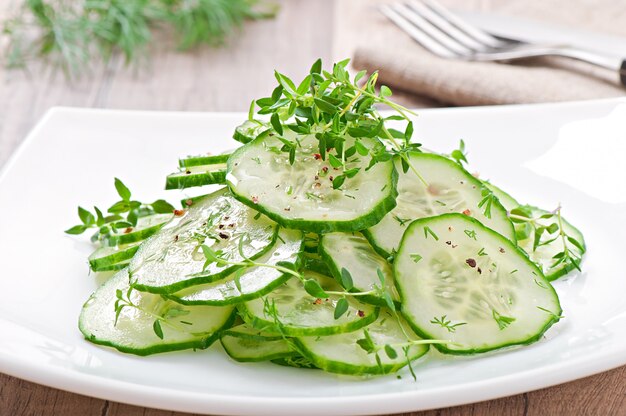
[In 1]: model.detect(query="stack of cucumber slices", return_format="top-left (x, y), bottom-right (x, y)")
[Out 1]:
top-left (73, 60), bottom-right (585, 378)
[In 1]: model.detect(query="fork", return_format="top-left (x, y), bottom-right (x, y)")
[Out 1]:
top-left (381, 0), bottom-right (626, 86)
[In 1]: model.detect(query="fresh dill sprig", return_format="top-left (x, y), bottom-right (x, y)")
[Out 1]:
top-left (2, 0), bottom-right (277, 77)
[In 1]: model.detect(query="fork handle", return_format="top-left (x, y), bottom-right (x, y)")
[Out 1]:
top-left (551, 47), bottom-right (626, 87)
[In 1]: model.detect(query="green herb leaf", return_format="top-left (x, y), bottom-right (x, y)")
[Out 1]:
top-left (65, 225), bottom-right (87, 235)
top-left (304, 279), bottom-right (328, 299)
top-left (384, 344), bottom-right (398, 359)
top-left (270, 112), bottom-right (283, 136)
top-left (339, 267), bottom-right (354, 291)
top-left (334, 298), bottom-right (349, 319)
top-left (114, 178), bottom-right (131, 201)
top-left (153, 320), bottom-right (164, 339)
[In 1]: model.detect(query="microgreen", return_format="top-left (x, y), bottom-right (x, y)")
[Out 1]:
top-left (250, 59), bottom-right (427, 189)
top-left (508, 205), bottom-right (585, 274)
top-left (65, 178), bottom-right (175, 247)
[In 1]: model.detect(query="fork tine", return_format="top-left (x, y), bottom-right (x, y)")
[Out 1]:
top-left (380, 4), bottom-right (459, 59)
top-left (421, 0), bottom-right (508, 48)
top-left (392, 3), bottom-right (473, 56)
top-left (406, 1), bottom-right (488, 52)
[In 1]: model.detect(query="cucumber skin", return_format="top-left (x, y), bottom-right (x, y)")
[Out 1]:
top-left (131, 226), bottom-right (280, 295)
top-left (317, 239), bottom-right (396, 308)
top-left (395, 213), bottom-right (562, 356)
top-left (165, 170), bottom-right (226, 190)
top-left (292, 338), bottom-right (428, 376)
top-left (108, 221), bottom-right (169, 246)
top-left (179, 154), bottom-right (230, 168)
top-left (220, 337), bottom-right (297, 363)
top-left (364, 152), bottom-right (517, 260)
top-left (91, 261), bottom-right (130, 272)
top-left (89, 245), bottom-right (140, 271)
top-left (79, 309), bottom-right (237, 357)
top-left (226, 138), bottom-right (400, 233)
top-left (237, 303), bottom-right (380, 337)
top-left (165, 244), bottom-right (305, 306)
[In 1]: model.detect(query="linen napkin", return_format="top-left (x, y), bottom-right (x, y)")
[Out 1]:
top-left (340, 0), bottom-right (626, 107)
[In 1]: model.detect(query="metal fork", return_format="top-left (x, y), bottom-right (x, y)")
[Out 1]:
top-left (381, 0), bottom-right (626, 86)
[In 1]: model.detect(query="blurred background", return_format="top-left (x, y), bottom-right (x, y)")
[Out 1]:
top-left (1, 0), bottom-right (626, 169)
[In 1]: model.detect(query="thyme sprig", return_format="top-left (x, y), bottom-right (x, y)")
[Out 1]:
top-left (200, 235), bottom-right (383, 319)
top-left (508, 205), bottom-right (584, 272)
top-left (65, 177), bottom-right (175, 245)
top-left (252, 59), bottom-right (425, 189)
top-left (114, 284), bottom-right (193, 339)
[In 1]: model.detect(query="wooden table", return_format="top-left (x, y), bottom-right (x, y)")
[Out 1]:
top-left (0, 1), bottom-right (624, 415)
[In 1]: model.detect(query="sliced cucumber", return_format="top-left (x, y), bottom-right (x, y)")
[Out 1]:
top-left (364, 153), bottom-right (515, 258)
top-left (294, 310), bottom-right (429, 376)
top-left (239, 271), bottom-right (379, 336)
top-left (168, 228), bottom-right (303, 305)
top-left (483, 181), bottom-right (519, 211)
top-left (302, 253), bottom-right (331, 276)
top-left (79, 269), bottom-right (235, 356)
top-left (181, 194), bottom-right (209, 208)
top-left (394, 213), bottom-right (561, 354)
top-left (165, 164), bottom-right (227, 190)
top-left (513, 205), bottom-right (586, 281)
top-left (89, 244), bottom-right (140, 272)
top-left (129, 188), bottom-right (278, 294)
top-left (107, 213), bottom-right (173, 246)
top-left (93, 261), bottom-right (130, 272)
top-left (179, 153), bottom-right (230, 168)
top-left (271, 356), bottom-right (318, 369)
top-left (233, 120), bottom-right (270, 144)
top-left (220, 324), bottom-right (294, 362)
top-left (319, 232), bottom-right (399, 306)
top-left (226, 133), bottom-right (397, 233)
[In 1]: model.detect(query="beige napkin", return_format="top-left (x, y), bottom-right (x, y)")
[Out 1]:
top-left (339, 0), bottom-right (626, 107)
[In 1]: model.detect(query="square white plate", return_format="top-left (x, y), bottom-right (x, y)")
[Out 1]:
top-left (1, 100), bottom-right (625, 415)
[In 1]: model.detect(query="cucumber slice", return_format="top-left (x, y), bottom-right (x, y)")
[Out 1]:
top-left (129, 188), bottom-right (278, 294)
top-left (220, 324), bottom-right (294, 362)
top-left (513, 205), bottom-right (586, 281)
top-left (226, 133), bottom-right (398, 233)
top-left (89, 244), bottom-right (140, 271)
top-left (319, 232), bottom-right (399, 306)
top-left (168, 228), bottom-right (303, 305)
top-left (93, 261), bottom-right (130, 272)
top-left (294, 310), bottom-right (429, 376)
top-left (394, 213), bottom-right (561, 354)
top-left (181, 194), bottom-right (210, 208)
top-left (107, 213), bottom-right (173, 246)
top-left (239, 271), bottom-right (379, 336)
top-left (165, 164), bottom-right (227, 190)
top-left (271, 356), bottom-right (318, 369)
top-left (179, 153), bottom-right (230, 168)
top-left (483, 181), bottom-right (519, 211)
top-left (302, 253), bottom-right (331, 276)
top-left (233, 120), bottom-right (270, 144)
top-left (79, 269), bottom-right (235, 356)
top-left (364, 153), bottom-right (515, 258)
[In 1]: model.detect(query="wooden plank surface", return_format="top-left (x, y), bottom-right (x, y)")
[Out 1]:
top-left (0, 0), bottom-right (624, 415)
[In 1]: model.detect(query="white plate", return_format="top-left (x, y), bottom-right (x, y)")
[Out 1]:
top-left (1, 100), bottom-right (625, 415)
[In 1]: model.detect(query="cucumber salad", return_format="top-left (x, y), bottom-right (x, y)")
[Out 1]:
top-left (68, 59), bottom-right (585, 377)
